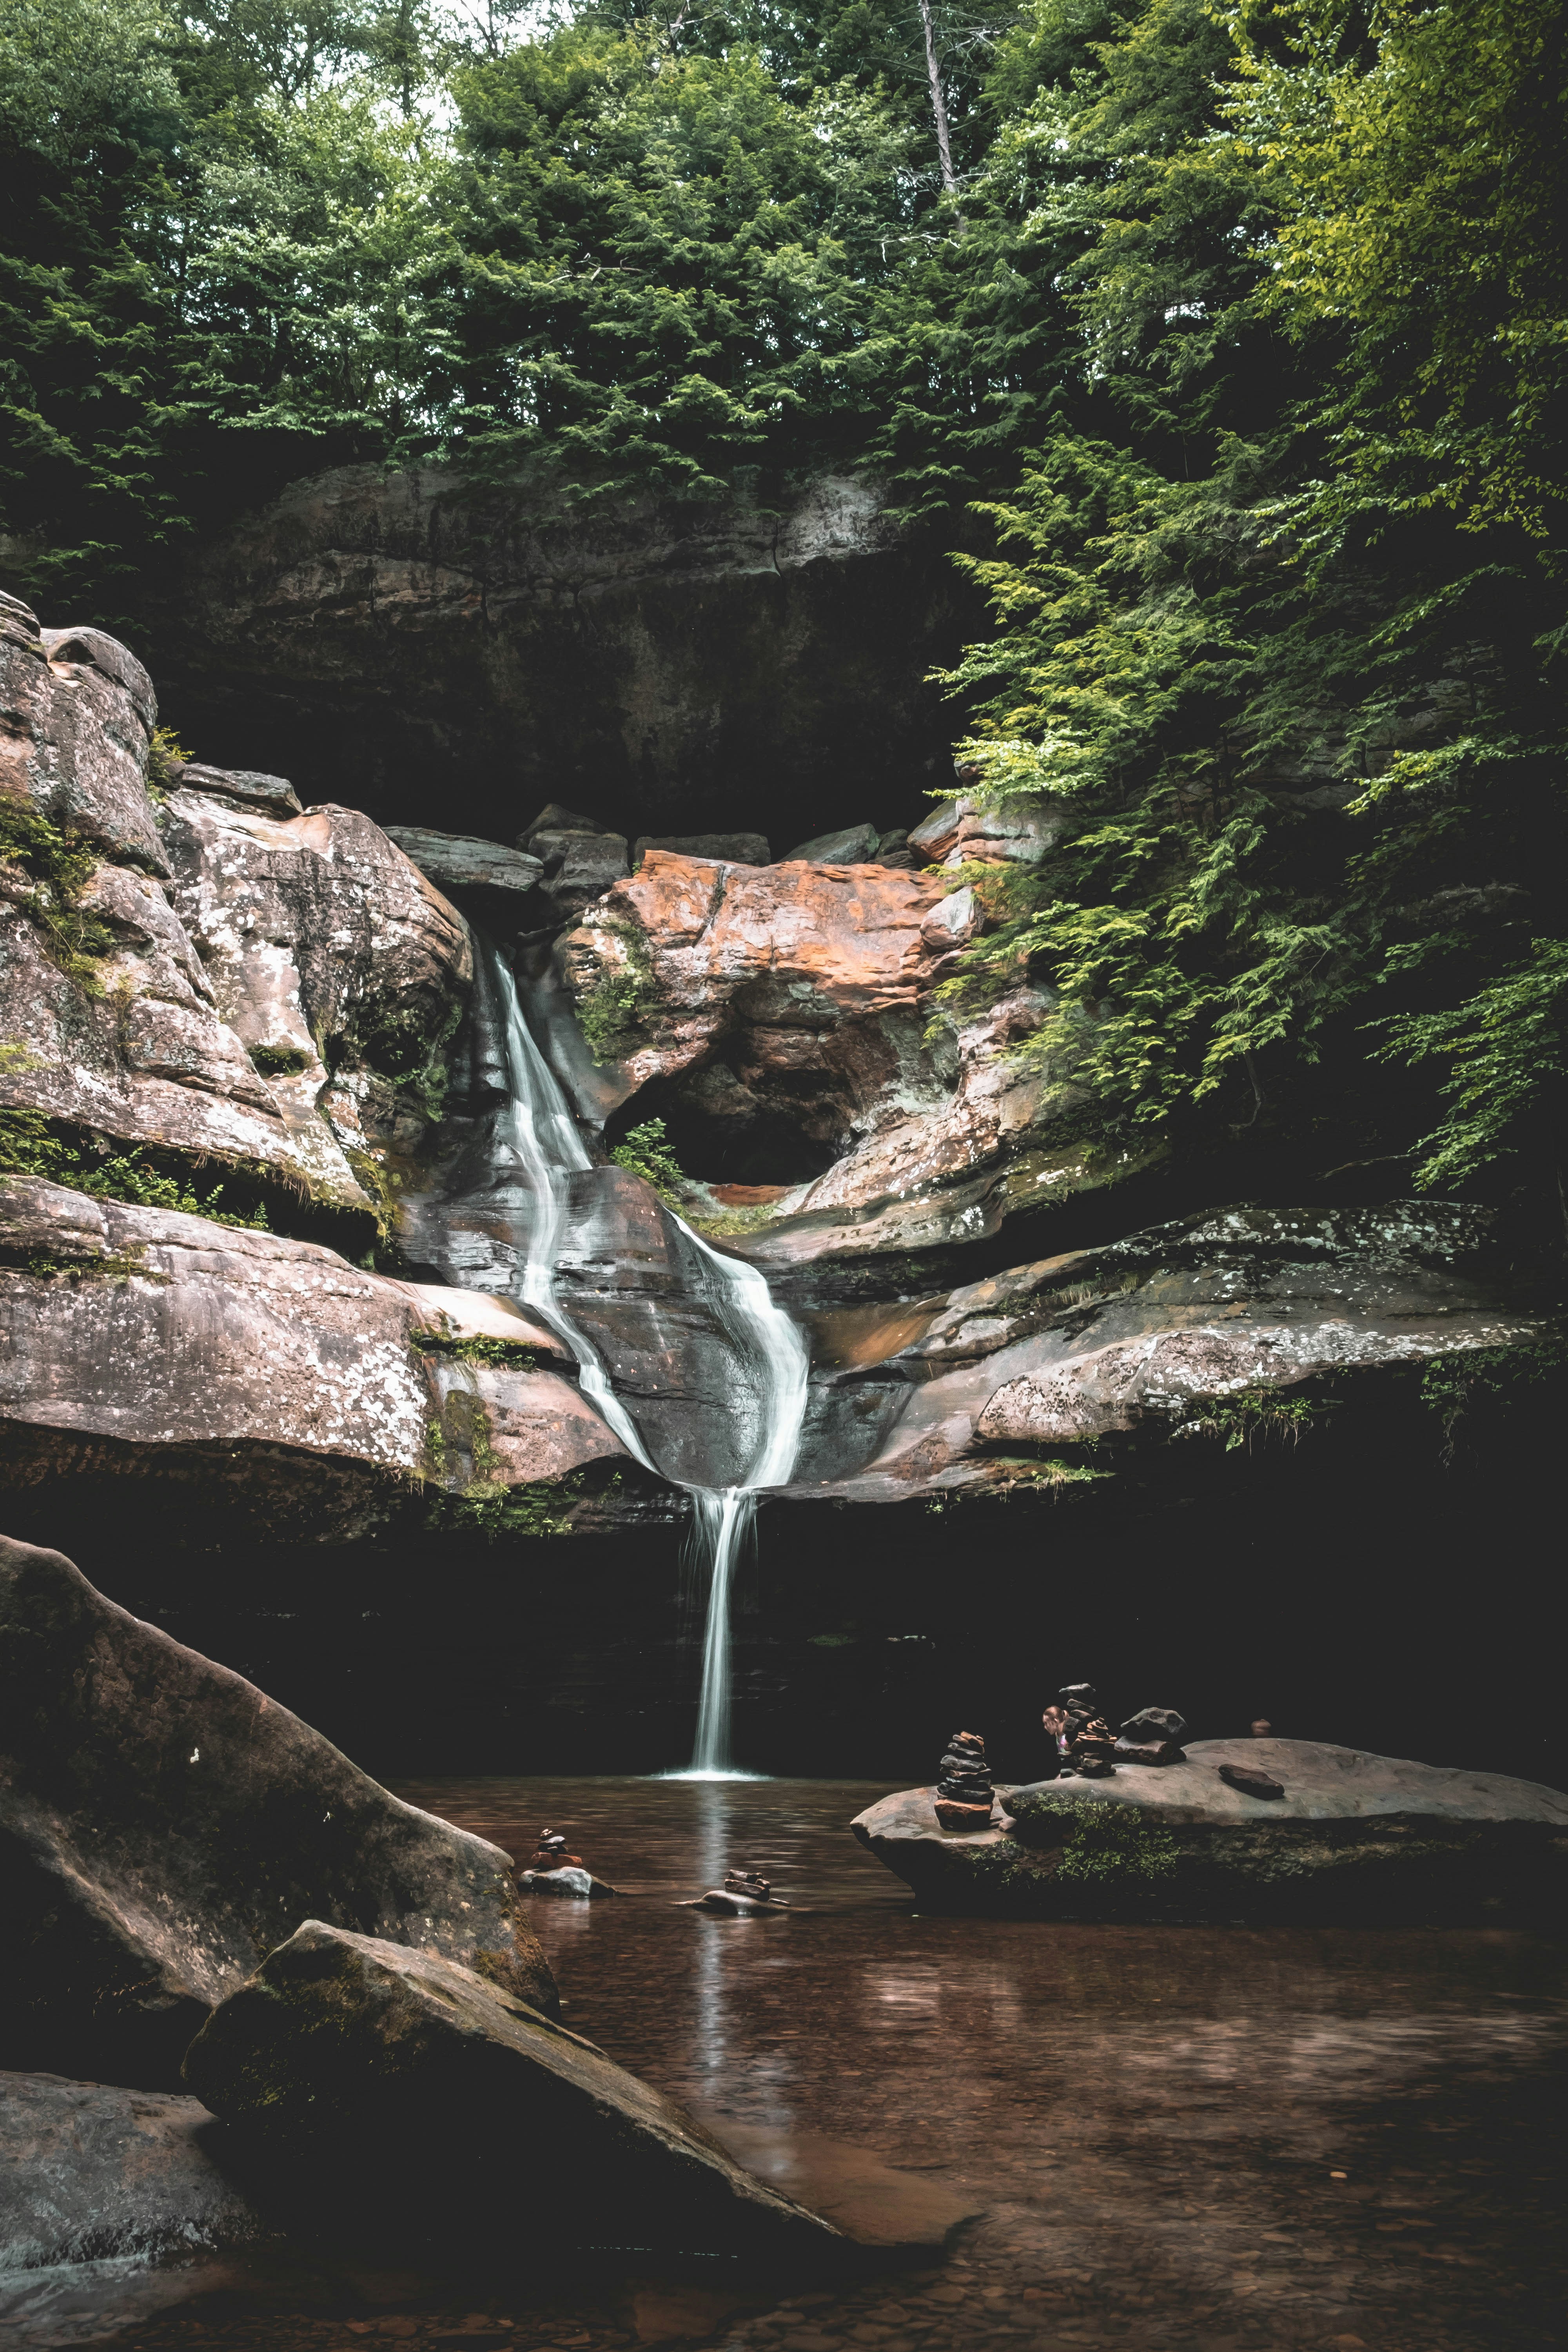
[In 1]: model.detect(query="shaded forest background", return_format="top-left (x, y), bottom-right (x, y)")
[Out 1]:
top-left (3, 0), bottom-right (1566, 1232)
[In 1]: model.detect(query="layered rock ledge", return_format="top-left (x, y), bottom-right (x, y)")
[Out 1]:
top-left (851, 1740), bottom-right (1568, 1922)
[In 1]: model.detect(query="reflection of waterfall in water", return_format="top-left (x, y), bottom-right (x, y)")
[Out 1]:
top-left (489, 948), bottom-right (809, 1776)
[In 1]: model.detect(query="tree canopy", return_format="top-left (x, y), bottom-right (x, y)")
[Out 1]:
top-left (2, 0), bottom-right (1564, 1223)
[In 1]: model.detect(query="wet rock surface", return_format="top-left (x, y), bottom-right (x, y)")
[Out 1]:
top-left (561, 851), bottom-right (1078, 1243)
top-left (0, 2072), bottom-right (269, 2272)
top-left (852, 1739), bottom-right (1568, 1920)
top-left (183, 1920), bottom-right (841, 2265)
top-left (0, 1535), bottom-right (556, 2089)
top-left (804, 1201), bottom-right (1552, 1503)
top-left (0, 1178), bottom-right (621, 1531)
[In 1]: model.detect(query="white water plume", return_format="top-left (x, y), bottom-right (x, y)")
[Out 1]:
top-left (488, 948), bottom-right (809, 1775)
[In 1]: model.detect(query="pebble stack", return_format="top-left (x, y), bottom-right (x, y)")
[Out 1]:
top-left (935, 1730), bottom-right (996, 1832)
top-left (1114, 1706), bottom-right (1188, 1765)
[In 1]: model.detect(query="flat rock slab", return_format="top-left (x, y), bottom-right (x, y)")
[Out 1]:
top-left (383, 826), bottom-right (543, 897)
top-left (851, 1740), bottom-right (1568, 1923)
top-left (183, 1922), bottom-right (844, 2269)
top-left (0, 1535), bottom-right (557, 2090)
top-left (0, 2071), bottom-right (267, 2273)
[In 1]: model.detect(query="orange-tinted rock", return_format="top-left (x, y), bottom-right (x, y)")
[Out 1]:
top-left (566, 850), bottom-right (947, 1089)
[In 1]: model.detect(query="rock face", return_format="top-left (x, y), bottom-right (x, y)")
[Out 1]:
top-left (0, 1177), bottom-right (619, 1536)
top-left (0, 599), bottom-right (163, 870)
top-left (799, 1202), bottom-right (1551, 1501)
top-left (562, 849), bottom-right (1081, 1236)
top-left (0, 2071), bottom-right (267, 2271)
top-left (0, 1534), bottom-right (558, 2088)
top-left (0, 597), bottom-right (473, 1210)
top-left (162, 468), bottom-right (975, 845)
top-left (851, 1740), bottom-right (1568, 1922)
top-left (183, 1920), bottom-right (842, 2263)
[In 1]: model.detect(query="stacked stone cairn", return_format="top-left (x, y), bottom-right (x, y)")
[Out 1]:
top-left (527, 1828), bottom-right (584, 1875)
top-left (687, 1865), bottom-right (789, 1914)
top-left (722, 1867), bottom-right (786, 1906)
top-left (1115, 1706), bottom-right (1188, 1765)
top-left (934, 1730), bottom-right (996, 1831)
top-left (1042, 1684), bottom-right (1117, 1778)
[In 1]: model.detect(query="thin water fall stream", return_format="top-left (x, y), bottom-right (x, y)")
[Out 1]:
top-left (488, 947), bottom-right (810, 1775)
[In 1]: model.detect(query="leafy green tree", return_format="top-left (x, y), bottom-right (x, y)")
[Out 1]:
top-left (446, 21), bottom-right (912, 499)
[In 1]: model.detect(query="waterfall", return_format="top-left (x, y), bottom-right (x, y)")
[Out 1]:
top-left (487, 949), bottom-right (809, 1775)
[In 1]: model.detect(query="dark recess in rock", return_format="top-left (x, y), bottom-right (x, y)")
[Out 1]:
top-left (152, 468), bottom-right (980, 850)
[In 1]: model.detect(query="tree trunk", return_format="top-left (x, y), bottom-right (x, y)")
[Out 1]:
top-left (918, 0), bottom-right (959, 196)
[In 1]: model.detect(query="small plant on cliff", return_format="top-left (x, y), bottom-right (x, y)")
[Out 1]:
top-left (576, 922), bottom-right (657, 1064)
top-left (1180, 1388), bottom-right (1327, 1452)
top-left (0, 1095), bottom-right (269, 1229)
top-left (432, 1474), bottom-right (584, 1541)
top-left (144, 727), bottom-right (187, 799)
top-left (420, 1331), bottom-right (544, 1371)
top-left (610, 1119), bottom-right (687, 1204)
top-left (0, 802), bottom-right (114, 989)
top-left (247, 1044), bottom-right (314, 1077)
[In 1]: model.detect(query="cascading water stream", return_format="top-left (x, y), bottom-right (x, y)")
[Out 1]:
top-left (487, 949), bottom-right (809, 1775)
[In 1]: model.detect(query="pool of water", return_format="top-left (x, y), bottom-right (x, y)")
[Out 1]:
top-left (11, 1776), bottom-right (1566, 2352)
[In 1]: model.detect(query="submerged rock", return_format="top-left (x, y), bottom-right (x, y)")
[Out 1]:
top-left (0, 2070), bottom-right (268, 2272)
top-left (182, 1921), bottom-right (842, 2262)
top-left (0, 1535), bottom-right (557, 2089)
top-left (851, 1740), bottom-right (1568, 1922)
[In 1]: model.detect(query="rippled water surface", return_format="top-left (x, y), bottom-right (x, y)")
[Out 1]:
top-left (15, 1776), bottom-right (1567, 2352)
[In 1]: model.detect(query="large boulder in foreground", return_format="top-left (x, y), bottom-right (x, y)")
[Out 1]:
top-left (0, 2071), bottom-right (267, 2272)
top-left (851, 1740), bottom-right (1568, 1923)
top-left (0, 1536), bottom-right (557, 2089)
top-left (183, 1921), bottom-right (844, 2267)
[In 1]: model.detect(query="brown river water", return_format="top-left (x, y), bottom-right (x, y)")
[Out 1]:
top-left (9, 1777), bottom-right (1566, 2352)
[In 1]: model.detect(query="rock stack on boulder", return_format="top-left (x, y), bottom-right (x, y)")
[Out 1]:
top-left (688, 1867), bottom-right (789, 1916)
top-left (1115, 1708), bottom-right (1189, 1766)
top-left (1044, 1685), bottom-right (1116, 1779)
top-left (527, 1828), bottom-right (584, 1873)
top-left (934, 1730), bottom-right (996, 1830)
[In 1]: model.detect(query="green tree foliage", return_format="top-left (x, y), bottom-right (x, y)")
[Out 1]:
top-left (1, 0), bottom-right (1564, 1214)
top-left (918, 0), bottom-right (1568, 1216)
top-left (446, 24), bottom-right (911, 500)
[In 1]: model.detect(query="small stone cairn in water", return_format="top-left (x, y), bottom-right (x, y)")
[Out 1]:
top-left (521, 1826), bottom-right (616, 1898)
top-left (934, 1730), bottom-right (996, 1831)
top-left (527, 1827), bottom-right (584, 1874)
top-left (687, 1865), bottom-right (789, 1915)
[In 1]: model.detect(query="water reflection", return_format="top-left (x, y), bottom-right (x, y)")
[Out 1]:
top-left (11, 1775), bottom-right (1562, 2352)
